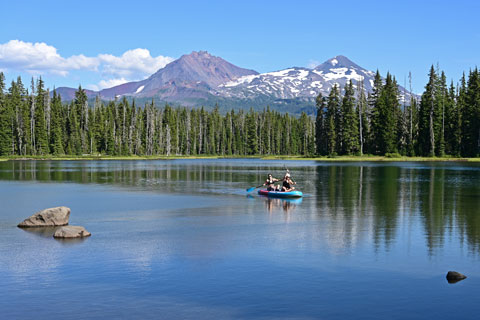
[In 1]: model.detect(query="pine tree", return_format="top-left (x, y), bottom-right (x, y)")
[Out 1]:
top-left (457, 74), bottom-right (467, 156)
top-left (299, 112), bottom-right (311, 155)
top-left (0, 73), bottom-right (13, 155)
top-left (13, 77), bottom-right (28, 155)
top-left (315, 93), bottom-right (327, 155)
top-left (246, 108), bottom-right (258, 155)
top-left (369, 70), bottom-right (383, 154)
top-left (436, 71), bottom-right (448, 156)
top-left (418, 66), bottom-right (437, 156)
top-left (373, 73), bottom-right (400, 154)
top-left (357, 79), bottom-right (368, 155)
top-left (34, 78), bottom-right (49, 155)
top-left (444, 81), bottom-right (458, 155)
top-left (462, 68), bottom-right (480, 156)
top-left (406, 72), bottom-right (418, 156)
top-left (340, 80), bottom-right (359, 154)
top-left (50, 90), bottom-right (65, 155)
top-left (325, 84), bottom-right (340, 155)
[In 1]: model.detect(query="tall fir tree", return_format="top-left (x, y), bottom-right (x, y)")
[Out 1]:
top-left (34, 78), bottom-right (49, 155)
top-left (457, 74), bottom-right (468, 156)
top-left (406, 72), bottom-right (418, 156)
top-left (462, 68), bottom-right (480, 156)
top-left (325, 84), bottom-right (340, 155)
top-left (49, 90), bottom-right (65, 154)
top-left (418, 66), bottom-right (437, 156)
top-left (340, 80), bottom-right (359, 154)
top-left (357, 79), bottom-right (369, 155)
top-left (369, 70), bottom-right (383, 154)
top-left (0, 72), bottom-right (12, 155)
top-left (246, 108), bottom-right (258, 155)
top-left (373, 73), bottom-right (400, 154)
top-left (315, 93), bottom-right (327, 155)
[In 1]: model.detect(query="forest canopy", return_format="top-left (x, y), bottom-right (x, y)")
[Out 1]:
top-left (0, 65), bottom-right (479, 157)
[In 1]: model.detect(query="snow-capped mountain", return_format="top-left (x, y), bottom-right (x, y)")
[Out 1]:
top-left (55, 52), bottom-right (413, 111)
top-left (218, 55), bottom-right (377, 100)
top-left (97, 50), bottom-right (258, 100)
top-left (217, 54), bottom-right (414, 105)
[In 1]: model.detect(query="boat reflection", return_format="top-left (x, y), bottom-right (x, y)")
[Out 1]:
top-left (261, 196), bottom-right (303, 214)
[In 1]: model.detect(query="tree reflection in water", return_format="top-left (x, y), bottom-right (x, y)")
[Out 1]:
top-left (2, 160), bottom-right (480, 254)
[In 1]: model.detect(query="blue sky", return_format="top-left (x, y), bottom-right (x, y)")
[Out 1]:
top-left (1, 0), bottom-right (479, 93)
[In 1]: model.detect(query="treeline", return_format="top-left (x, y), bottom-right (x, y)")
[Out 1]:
top-left (315, 66), bottom-right (480, 157)
top-left (0, 65), bottom-right (479, 157)
top-left (0, 74), bottom-right (315, 156)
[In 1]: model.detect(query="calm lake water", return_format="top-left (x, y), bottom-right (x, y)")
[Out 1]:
top-left (1, 159), bottom-right (479, 319)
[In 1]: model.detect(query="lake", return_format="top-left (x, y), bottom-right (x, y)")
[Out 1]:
top-left (0, 159), bottom-right (479, 319)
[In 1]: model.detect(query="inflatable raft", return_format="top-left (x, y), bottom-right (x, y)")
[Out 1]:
top-left (258, 189), bottom-right (303, 198)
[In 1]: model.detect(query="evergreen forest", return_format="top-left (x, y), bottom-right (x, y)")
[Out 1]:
top-left (0, 65), bottom-right (479, 158)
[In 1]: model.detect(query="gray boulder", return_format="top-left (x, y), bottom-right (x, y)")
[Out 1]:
top-left (18, 206), bottom-right (70, 228)
top-left (53, 226), bottom-right (91, 239)
top-left (446, 271), bottom-right (467, 283)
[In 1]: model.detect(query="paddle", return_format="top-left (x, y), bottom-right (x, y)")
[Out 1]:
top-left (283, 164), bottom-right (296, 184)
top-left (246, 184), bottom-right (264, 193)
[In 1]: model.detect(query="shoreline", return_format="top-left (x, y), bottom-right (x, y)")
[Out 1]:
top-left (1, 155), bottom-right (479, 162)
top-left (262, 155), bottom-right (480, 162)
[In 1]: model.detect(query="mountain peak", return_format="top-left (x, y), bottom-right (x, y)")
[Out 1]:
top-left (314, 55), bottom-right (363, 72)
top-left (102, 50), bottom-right (259, 99)
top-left (189, 50), bottom-right (211, 56)
top-left (317, 55), bottom-right (361, 70)
top-left (181, 50), bottom-right (213, 60)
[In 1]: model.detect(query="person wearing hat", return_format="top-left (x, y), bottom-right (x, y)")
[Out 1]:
top-left (282, 172), bottom-right (296, 192)
top-left (263, 174), bottom-right (280, 191)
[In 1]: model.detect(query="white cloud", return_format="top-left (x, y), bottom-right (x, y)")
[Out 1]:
top-left (98, 48), bottom-right (173, 78)
top-left (0, 40), bottom-right (98, 76)
top-left (0, 40), bottom-right (173, 81)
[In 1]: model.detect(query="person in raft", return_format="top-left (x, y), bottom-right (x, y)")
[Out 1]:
top-left (263, 174), bottom-right (281, 191)
top-left (282, 172), bottom-right (296, 192)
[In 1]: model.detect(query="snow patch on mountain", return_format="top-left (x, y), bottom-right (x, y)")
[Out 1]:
top-left (216, 55), bottom-right (415, 103)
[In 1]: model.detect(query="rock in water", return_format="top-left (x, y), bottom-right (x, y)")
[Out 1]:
top-left (446, 271), bottom-right (467, 283)
top-left (53, 226), bottom-right (91, 239)
top-left (18, 207), bottom-right (70, 228)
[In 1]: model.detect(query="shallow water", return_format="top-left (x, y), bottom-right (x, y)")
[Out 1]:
top-left (1, 159), bottom-right (479, 319)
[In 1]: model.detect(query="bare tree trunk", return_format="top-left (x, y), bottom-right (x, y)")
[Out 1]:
top-left (45, 89), bottom-right (51, 139)
top-left (30, 80), bottom-right (36, 154)
top-left (165, 124), bottom-right (171, 156)
top-left (129, 108), bottom-right (135, 155)
top-left (15, 104), bottom-right (23, 155)
top-left (442, 87), bottom-right (445, 154)
top-left (122, 102), bottom-right (126, 150)
top-left (186, 112), bottom-right (191, 155)
top-left (430, 99), bottom-right (435, 156)
top-left (409, 72), bottom-right (413, 147)
top-left (84, 100), bottom-right (88, 153)
top-left (357, 78), bottom-right (364, 155)
top-left (198, 120), bottom-right (203, 154)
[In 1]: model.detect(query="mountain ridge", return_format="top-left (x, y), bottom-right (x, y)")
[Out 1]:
top-left (54, 51), bottom-right (413, 112)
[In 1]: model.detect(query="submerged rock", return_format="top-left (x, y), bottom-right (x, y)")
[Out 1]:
top-left (446, 271), bottom-right (467, 284)
top-left (18, 206), bottom-right (70, 228)
top-left (53, 226), bottom-right (91, 239)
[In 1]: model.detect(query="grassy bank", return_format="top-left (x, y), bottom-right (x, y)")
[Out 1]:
top-left (261, 155), bottom-right (478, 162)
top-left (0, 155), bottom-right (225, 161)
top-left (0, 154), bottom-right (479, 162)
